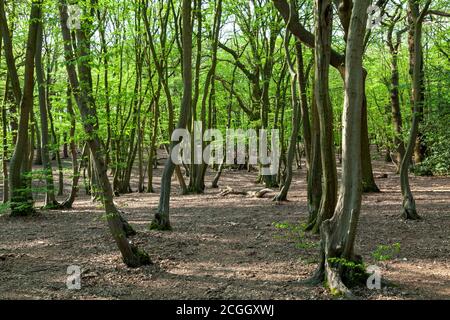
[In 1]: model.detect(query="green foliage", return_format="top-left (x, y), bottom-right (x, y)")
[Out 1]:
top-left (0, 202), bottom-right (10, 215)
top-left (372, 242), bottom-right (401, 261)
top-left (327, 257), bottom-right (367, 288)
top-left (272, 221), bottom-right (318, 250)
top-left (413, 113), bottom-right (450, 176)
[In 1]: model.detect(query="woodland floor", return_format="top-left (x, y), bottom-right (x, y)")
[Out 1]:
top-left (0, 152), bottom-right (449, 300)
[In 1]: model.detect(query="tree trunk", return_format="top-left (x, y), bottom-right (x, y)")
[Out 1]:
top-left (361, 75), bottom-right (380, 193)
top-left (48, 99), bottom-right (64, 196)
top-left (7, 0), bottom-right (41, 216)
top-left (306, 84), bottom-right (322, 230)
top-left (312, 0), bottom-right (370, 297)
top-left (61, 88), bottom-right (81, 209)
top-left (193, 0), bottom-right (222, 193)
top-left (400, 0), bottom-right (431, 220)
top-left (295, 41), bottom-right (311, 170)
top-left (408, 1), bottom-right (427, 164)
top-left (58, 0), bottom-right (150, 267)
top-left (1, 78), bottom-right (8, 204)
top-left (147, 95), bottom-right (160, 193)
top-left (36, 23), bottom-right (59, 208)
top-left (273, 30), bottom-right (300, 202)
top-left (387, 24), bottom-right (406, 171)
top-left (311, 0), bottom-right (337, 234)
top-left (151, 0), bottom-right (192, 231)
top-left (34, 120), bottom-right (43, 165)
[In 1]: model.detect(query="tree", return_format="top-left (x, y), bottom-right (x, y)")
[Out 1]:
top-left (1, 0), bottom-right (42, 216)
top-left (311, 0), bottom-right (337, 233)
top-left (273, 29), bottom-right (301, 202)
top-left (58, 0), bottom-right (150, 267)
top-left (151, 0), bottom-right (192, 231)
top-left (385, 6), bottom-right (407, 170)
top-left (311, 0), bottom-right (370, 297)
top-left (400, 0), bottom-right (431, 220)
top-left (272, 0), bottom-right (380, 232)
top-left (35, 21), bottom-right (59, 209)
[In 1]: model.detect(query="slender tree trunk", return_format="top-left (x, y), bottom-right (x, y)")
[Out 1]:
top-left (147, 95), bottom-right (160, 193)
top-left (311, 0), bottom-right (337, 234)
top-left (306, 85), bottom-right (322, 230)
top-left (62, 133), bottom-right (69, 158)
top-left (36, 23), bottom-right (59, 208)
top-left (48, 100), bottom-right (64, 196)
top-left (274, 30), bottom-right (300, 202)
top-left (61, 88), bottom-right (81, 208)
top-left (34, 120), bottom-right (42, 165)
top-left (188, 0), bottom-right (203, 193)
top-left (151, 0), bottom-right (192, 231)
top-left (388, 25), bottom-right (406, 171)
top-left (408, 0), bottom-right (427, 164)
top-left (59, 0), bottom-right (150, 267)
top-left (193, 0), bottom-right (222, 193)
top-left (361, 75), bottom-right (380, 193)
top-left (2, 75), bottom-right (9, 204)
top-left (295, 42), bottom-right (311, 170)
top-left (400, 0), bottom-right (431, 220)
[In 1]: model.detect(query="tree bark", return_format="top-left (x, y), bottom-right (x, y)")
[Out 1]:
top-left (400, 0), bottom-right (431, 220)
top-left (306, 84), bottom-right (323, 230)
top-left (61, 87), bottom-right (81, 209)
top-left (361, 74), bottom-right (380, 193)
top-left (313, 0), bottom-right (370, 297)
top-left (36, 23), bottom-right (59, 208)
top-left (274, 28), bottom-right (300, 202)
top-left (7, 0), bottom-right (41, 216)
top-left (387, 23), bottom-right (406, 171)
top-left (311, 0), bottom-right (337, 234)
top-left (408, 0), bottom-right (427, 164)
top-left (151, 0), bottom-right (192, 231)
top-left (58, 0), bottom-right (150, 267)
top-left (1, 74), bottom-right (8, 204)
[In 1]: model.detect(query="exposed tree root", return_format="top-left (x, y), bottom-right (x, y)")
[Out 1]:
top-left (324, 262), bottom-right (356, 299)
top-left (313, 220), bottom-right (364, 299)
top-left (218, 187), bottom-right (274, 198)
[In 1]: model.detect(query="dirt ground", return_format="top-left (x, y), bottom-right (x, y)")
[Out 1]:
top-left (0, 155), bottom-right (449, 300)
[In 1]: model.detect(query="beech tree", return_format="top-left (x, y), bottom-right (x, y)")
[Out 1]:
top-left (311, 0), bottom-right (370, 297)
top-left (400, 0), bottom-right (431, 220)
top-left (58, 0), bottom-right (150, 267)
top-left (1, 0), bottom-right (41, 216)
top-left (150, 0), bottom-right (192, 230)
